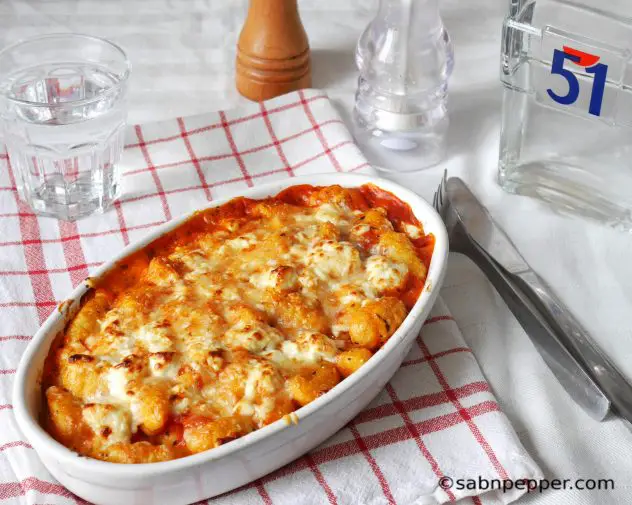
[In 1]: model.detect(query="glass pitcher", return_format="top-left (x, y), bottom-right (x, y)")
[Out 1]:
top-left (499, 0), bottom-right (632, 230)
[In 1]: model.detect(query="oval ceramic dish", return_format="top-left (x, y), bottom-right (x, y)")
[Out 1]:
top-left (13, 173), bottom-right (448, 505)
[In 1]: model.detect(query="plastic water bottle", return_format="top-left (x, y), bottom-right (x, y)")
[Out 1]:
top-left (353, 0), bottom-right (454, 172)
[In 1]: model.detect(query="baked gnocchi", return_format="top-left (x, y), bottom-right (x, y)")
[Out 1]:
top-left (42, 184), bottom-right (434, 463)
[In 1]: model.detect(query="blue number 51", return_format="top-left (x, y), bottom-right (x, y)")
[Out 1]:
top-left (547, 49), bottom-right (607, 117)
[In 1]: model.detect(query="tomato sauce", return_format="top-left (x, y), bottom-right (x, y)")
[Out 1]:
top-left (401, 275), bottom-right (425, 310)
top-left (358, 184), bottom-right (417, 224)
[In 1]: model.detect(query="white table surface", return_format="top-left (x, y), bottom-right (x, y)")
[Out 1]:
top-left (2, 0), bottom-right (632, 504)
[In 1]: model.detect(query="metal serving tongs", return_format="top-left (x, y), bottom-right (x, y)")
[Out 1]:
top-left (433, 171), bottom-right (632, 424)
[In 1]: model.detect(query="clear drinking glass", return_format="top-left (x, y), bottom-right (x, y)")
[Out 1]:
top-left (0, 34), bottom-right (131, 221)
top-left (353, 0), bottom-right (454, 172)
top-left (499, 1), bottom-right (632, 230)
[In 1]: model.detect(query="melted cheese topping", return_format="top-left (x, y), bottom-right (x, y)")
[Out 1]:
top-left (404, 223), bottom-right (422, 239)
top-left (82, 403), bottom-right (131, 447)
top-left (223, 321), bottom-right (284, 354)
top-left (281, 330), bottom-right (339, 364)
top-left (306, 240), bottom-right (362, 281)
top-left (44, 184), bottom-right (433, 464)
top-left (366, 255), bottom-right (408, 292)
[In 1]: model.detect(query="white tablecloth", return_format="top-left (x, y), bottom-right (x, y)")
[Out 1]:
top-left (2, 1), bottom-right (632, 503)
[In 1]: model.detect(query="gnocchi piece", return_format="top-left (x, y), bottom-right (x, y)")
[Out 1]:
top-left (352, 208), bottom-right (393, 233)
top-left (176, 364), bottom-right (206, 391)
top-left (261, 395), bottom-right (295, 425)
top-left (377, 231), bottom-right (426, 278)
top-left (287, 362), bottom-right (341, 407)
top-left (264, 292), bottom-right (329, 334)
top-left (225, 303), bottom-right (268, 326)
top-left (336, 348), bottom-right (373, 377)
top-left (212, 355), bottom-right (286, 425)
top-left (102, 441), bottom-right (177, 464)
top-left (182, 415), bottom-right (252, 454)
top-left (200, 199), bottom-right (247, 232)
top-left (145, 256), bottom-right (181, 286)
top-left (304, 185), bottom-right (351, 207)
top-left (107, 254), bottom-right (151, 294)
top-left (46, 386), bottom-right (92, 451)
top-left (343, 297), bottom-right (407, 349)
top-left (59, 353), bottom-right (106, 399)
top-left (114, 288), bottom-right (155, 320)
top-left (135, 383), bottom-right (171, 436)
top-left (248, 200), bottom-right (294, 219)
top-left (65, 289), bottom-right (112, 343)
top-left (349, 208), bottom-right (393, 249)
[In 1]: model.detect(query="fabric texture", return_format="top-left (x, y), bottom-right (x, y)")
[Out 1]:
top-left (0, 89), bottom-right (541, 505)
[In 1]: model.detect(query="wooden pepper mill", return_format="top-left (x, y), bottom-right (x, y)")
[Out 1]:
top-left (236, 0), bottom-right (311, 101)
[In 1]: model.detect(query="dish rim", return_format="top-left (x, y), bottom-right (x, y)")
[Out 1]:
top-left (12, 172), bottom-right (449, 478)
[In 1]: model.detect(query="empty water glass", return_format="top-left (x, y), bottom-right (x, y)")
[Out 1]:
top-left (0, 34), bottom-right (131, 221)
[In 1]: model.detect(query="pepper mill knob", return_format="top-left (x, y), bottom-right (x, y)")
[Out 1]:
top-left (236, 0), bottom-right (311, 101)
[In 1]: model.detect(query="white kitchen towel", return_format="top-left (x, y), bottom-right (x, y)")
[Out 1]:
top-left (0, 89), bottom-right (542, 504)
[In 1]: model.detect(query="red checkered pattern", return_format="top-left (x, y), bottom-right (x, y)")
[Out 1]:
top-left (0, 90), bottom-right (540, 505)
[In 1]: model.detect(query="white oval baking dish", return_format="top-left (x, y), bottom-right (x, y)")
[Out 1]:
top-left (13, 173), bottom-right (448, 505)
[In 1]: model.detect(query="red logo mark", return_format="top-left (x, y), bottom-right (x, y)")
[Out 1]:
top-left (562, 46), bottom-right (601, 67)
